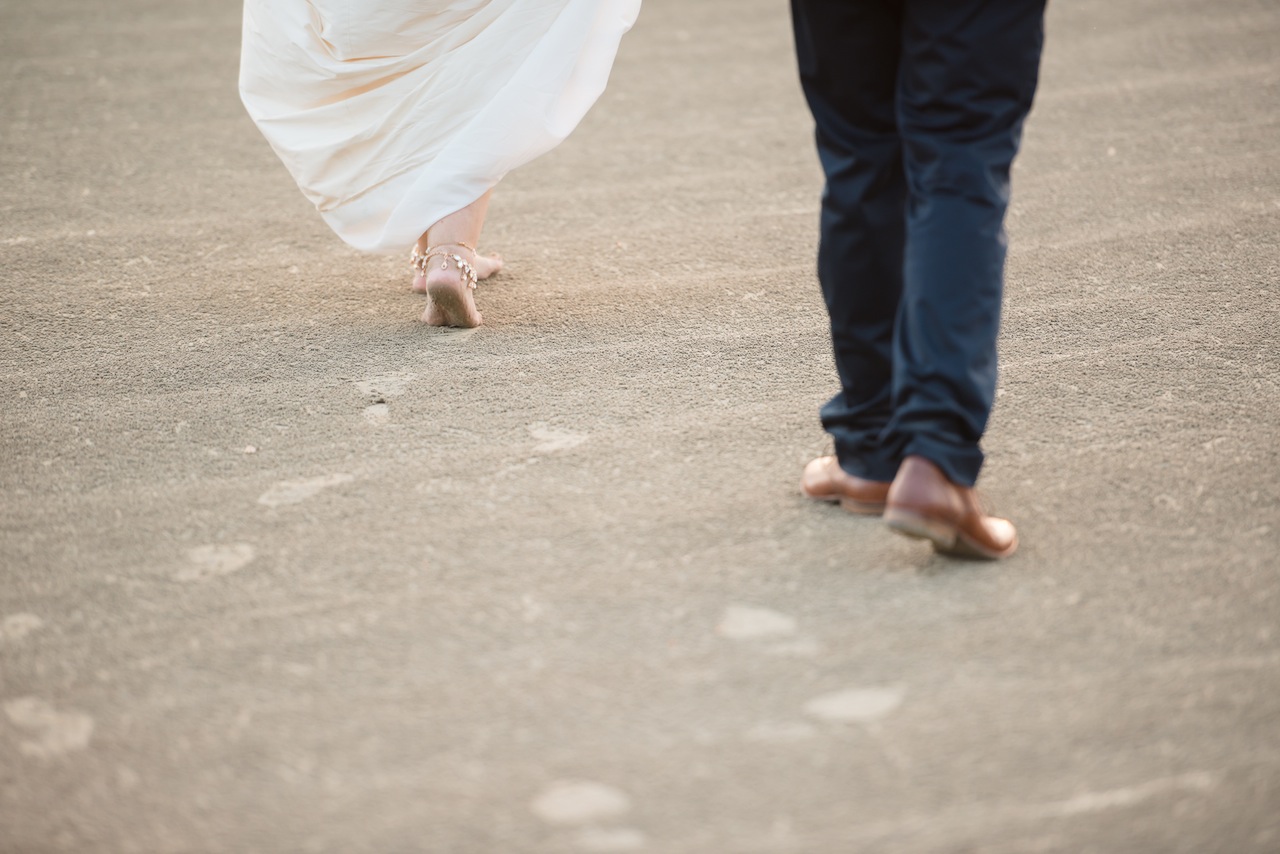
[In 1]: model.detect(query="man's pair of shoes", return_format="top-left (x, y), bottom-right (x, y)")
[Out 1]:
top-left (801, 455), bottom-right (1017, 560)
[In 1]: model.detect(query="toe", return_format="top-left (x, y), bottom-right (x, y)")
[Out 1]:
top-left (476, 252), bottom-right (503, 280)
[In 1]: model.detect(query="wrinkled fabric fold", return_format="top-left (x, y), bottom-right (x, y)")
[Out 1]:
top-left (240, 0), bottom-right (640, 254)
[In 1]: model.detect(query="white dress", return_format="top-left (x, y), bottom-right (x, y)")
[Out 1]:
top-left (239, 0), bottom-right (641, 254)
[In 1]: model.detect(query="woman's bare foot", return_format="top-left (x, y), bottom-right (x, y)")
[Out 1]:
top-left (411, 190), bottom-right (501, 328)
top-left (412, 244), bottom-right (490, 328)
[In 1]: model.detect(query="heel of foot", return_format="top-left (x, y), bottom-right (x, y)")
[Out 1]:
top-left (424, 280), bottom-right (480, 328)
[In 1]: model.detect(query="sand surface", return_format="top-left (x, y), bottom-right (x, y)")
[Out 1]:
top-left (3, 0), bottom-right (1279, 851)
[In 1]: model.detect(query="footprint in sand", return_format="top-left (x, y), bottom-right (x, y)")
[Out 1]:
top-left (716, 606), bottom-right (824, 657)
top-left (528, 423), bottom-right (589, 454)
top-left (355, 374), bottom-right (414, 426)
top-left (4, 697), bottom-right (95, 758)
top-left (762, 637), bottom-right (823, 658)
top-left (1, 613), bottom-right (44, 644)
top-left (716, 605), bottom-right (798, 641)
top-left (744, 721), bottom-right (819, 743)
top-left (432, 326), bottom-right (478, 342)
top-left (176, 544), bottom-right (256, 582)
top-left (530, 780), bottom-right (632, 826)
top-left (803, 686), bottom-right (906, 724)
top-left (354, 372), bottom-right (416, 399)
top-left (258, 474), bottom-right (354, 507)
top-left (573, 827), bottom-right (648, 852)
top-left (362, 403), bottom-right (391, 425)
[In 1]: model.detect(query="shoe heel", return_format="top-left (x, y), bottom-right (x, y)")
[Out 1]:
top-left (884, 508), bottom-right (958, 551)
top-left (839, 496), bottom-right (885, 517)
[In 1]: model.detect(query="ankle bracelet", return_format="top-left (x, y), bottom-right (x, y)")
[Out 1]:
top-left (411, 245), bottom-right (479, 290)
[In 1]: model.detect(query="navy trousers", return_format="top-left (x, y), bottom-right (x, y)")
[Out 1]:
top-left (791, 0), bottom-right (1046, 487)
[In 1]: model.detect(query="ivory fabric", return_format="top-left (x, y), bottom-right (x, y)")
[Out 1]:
top-left (239, 0), bottom-right (640, 254)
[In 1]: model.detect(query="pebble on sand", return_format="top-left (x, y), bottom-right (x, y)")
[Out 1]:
top-left (531, 780), bottom-right (632, 826)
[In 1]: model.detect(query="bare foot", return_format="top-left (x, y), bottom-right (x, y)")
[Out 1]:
top-left (409, 189), bottom-right (502, 327)
top-left (415, 244), bottom-right (493, 328)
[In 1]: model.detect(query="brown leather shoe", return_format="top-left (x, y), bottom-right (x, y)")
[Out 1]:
top-left (800, 456), bottom-right (891, 516)
top-left (883, 455), bottom-right (1017, 559)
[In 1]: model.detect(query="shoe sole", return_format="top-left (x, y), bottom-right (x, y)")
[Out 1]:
top-left (801, 487), bottom-right (885, 517)
top-left (883, 508), bottom-right (1017, 560)
top-left (839, 496), bottom-right (886, 517)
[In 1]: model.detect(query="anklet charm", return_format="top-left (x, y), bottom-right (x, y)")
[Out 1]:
top-left (410, 245), bottom-right (478, 290)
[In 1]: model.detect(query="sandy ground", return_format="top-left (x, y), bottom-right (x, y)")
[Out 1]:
top-left (2, 0), bottom-right (1279, 851)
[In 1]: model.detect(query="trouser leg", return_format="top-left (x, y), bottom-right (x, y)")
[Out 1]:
top-left (791, 0), bottom-right (907, 483)
top-left (883, 0), bottom-right (1047, 487)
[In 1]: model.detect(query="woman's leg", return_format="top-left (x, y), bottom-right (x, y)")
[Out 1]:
top-left (412, 189), bottom-right (505, 327)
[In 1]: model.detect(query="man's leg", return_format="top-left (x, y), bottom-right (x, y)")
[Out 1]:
top-left (791, 0), bottom-right (906, 484)
top-left (883, 0), bottom-right (1048, 488)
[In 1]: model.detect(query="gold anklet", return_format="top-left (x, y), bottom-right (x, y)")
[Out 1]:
top-left (411, 245), bottom-right (479, 290)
